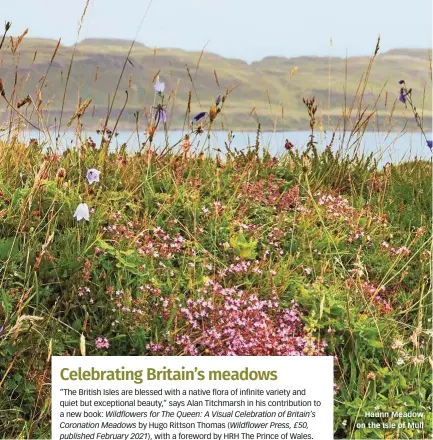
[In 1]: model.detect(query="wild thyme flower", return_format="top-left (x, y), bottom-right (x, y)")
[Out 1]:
top-left (95, 336), bottom-right (110, 350)
top-left (148, 282), bottom-right (326, 356)
top-left (78, 286), bottom-right (91, 297)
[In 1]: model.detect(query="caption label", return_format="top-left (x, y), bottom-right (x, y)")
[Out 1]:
top-left (52, 356), bottom-right (333, 440)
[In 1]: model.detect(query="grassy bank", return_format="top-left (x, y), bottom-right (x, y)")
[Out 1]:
top-left (0, 133), bottom-right (431, 438)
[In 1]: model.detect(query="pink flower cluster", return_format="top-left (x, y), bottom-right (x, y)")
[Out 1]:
top-left (78, 286), bottom-right (91, 297)
top-left (107, 287), bottom-right (147, 317)
top-left (150, 280), bottom-right (326, 356)
top-left (316, 193), bottom-right (391, 246)
top-left (317, 193), bottom-right (354, 221)
top-left (95, 336), bottom-right (110, 349)
top-left (218, 260), bottom-right (263, 277)
top-left (102, 223), bottom-right (136, 239)
top-left (240, 177), bottom-right (300, 212)
top-left (102, 219), bottom-right (187, 260)
top-left (381, 241), bottom-right (411, 257)
top-left (390, 246), bottom-right (411, 257)
top-left (136, 227), bottom-right (186, 259)
top-left (356, 280), bottom-right (393, 315)
top-left (147, 341), bottom-right (172, 354)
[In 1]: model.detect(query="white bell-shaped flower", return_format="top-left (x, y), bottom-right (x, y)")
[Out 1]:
top-left (74, 203), bottom-right (90, 221)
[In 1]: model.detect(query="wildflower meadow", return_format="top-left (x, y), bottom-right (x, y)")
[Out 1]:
top-left (0, 20), bottom-right (431, 440)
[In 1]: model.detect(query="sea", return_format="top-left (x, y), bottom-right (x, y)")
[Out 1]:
top-left (7, 129), bottom-right (433, 166)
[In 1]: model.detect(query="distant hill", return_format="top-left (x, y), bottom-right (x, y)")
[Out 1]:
top-left (77, 38), bottom-right (147, 48)
top-left (0, 38), bottom-right (431, 132)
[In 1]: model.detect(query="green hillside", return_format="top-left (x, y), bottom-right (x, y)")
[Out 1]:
top-left (0, 37), bottom-right (431, 131)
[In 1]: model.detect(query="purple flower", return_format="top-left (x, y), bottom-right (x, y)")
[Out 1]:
top-left (160, 109), bottom-right (167, 123)
top-left (86, 168), bottom-right (101, 185)
top-left (193, 111), bottom-right (207, 122)
top-left (215, 95), bottom-right (221, 106)
top-left (398, 91), bottom-right (406, 104)
top-left (154, 80), bottom-right (165, 94)
top-left (155, 108), bottom-right (167, 123)
top-left (427, 140), bottom-right (432, 150)
top-left (398, 80), bottom-right (405, 85)
top-left (285, 139), bottom-right (294, 150)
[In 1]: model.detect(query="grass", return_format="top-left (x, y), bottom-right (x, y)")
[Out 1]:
top-left (0, 22), bottom-right (431, 440)
top-left (0, 135), bottom-right (431, 439)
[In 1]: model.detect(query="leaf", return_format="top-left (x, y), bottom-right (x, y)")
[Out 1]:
top-left (13, 373), bottom-right (22, 384)
top-left (349, 354), bottom-right (358, 398)
top-left (120, 249), bottom-right (135, 256)
top-left (96, 239), bottom-right (116, 252)
top-left (1, 289), bottom-right (11, 315)
top-left (367, 339), bottom-right (383, 349)
top-left (359, 217), bottom-right (368, 228)
top-left (46, 339), bottom-right (52, 363)
top-left (230, 234), bottom-right (257, 260)
top-left (319, 293), bottom-right (325, 320)
top-left (116, 256), bottom-right (137, 268)
top-left (0, 238), bottom-right (19, 260)
top-left (80, 334), bottom-right (86, 356)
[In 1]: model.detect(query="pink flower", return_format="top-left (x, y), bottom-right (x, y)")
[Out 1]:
top-left (147, 281), bottom-right (326, 357)
top-left (95, 336), bottom-right (110, 350)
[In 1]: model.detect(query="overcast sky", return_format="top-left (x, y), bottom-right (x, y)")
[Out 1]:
top-left (3, 0), bottom-right (432, 61)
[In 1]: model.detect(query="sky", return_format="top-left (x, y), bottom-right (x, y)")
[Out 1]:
top-left (3, 0), bottom-right (432, 62)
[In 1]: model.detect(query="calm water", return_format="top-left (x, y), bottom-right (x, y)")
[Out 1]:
top-left (16, 129), bottom-right (433, 166)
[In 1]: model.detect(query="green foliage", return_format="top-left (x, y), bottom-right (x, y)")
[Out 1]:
top-left (0, 135), bottom-right (431, 439)
top-left (230, 233), bottom-right (258, 260)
